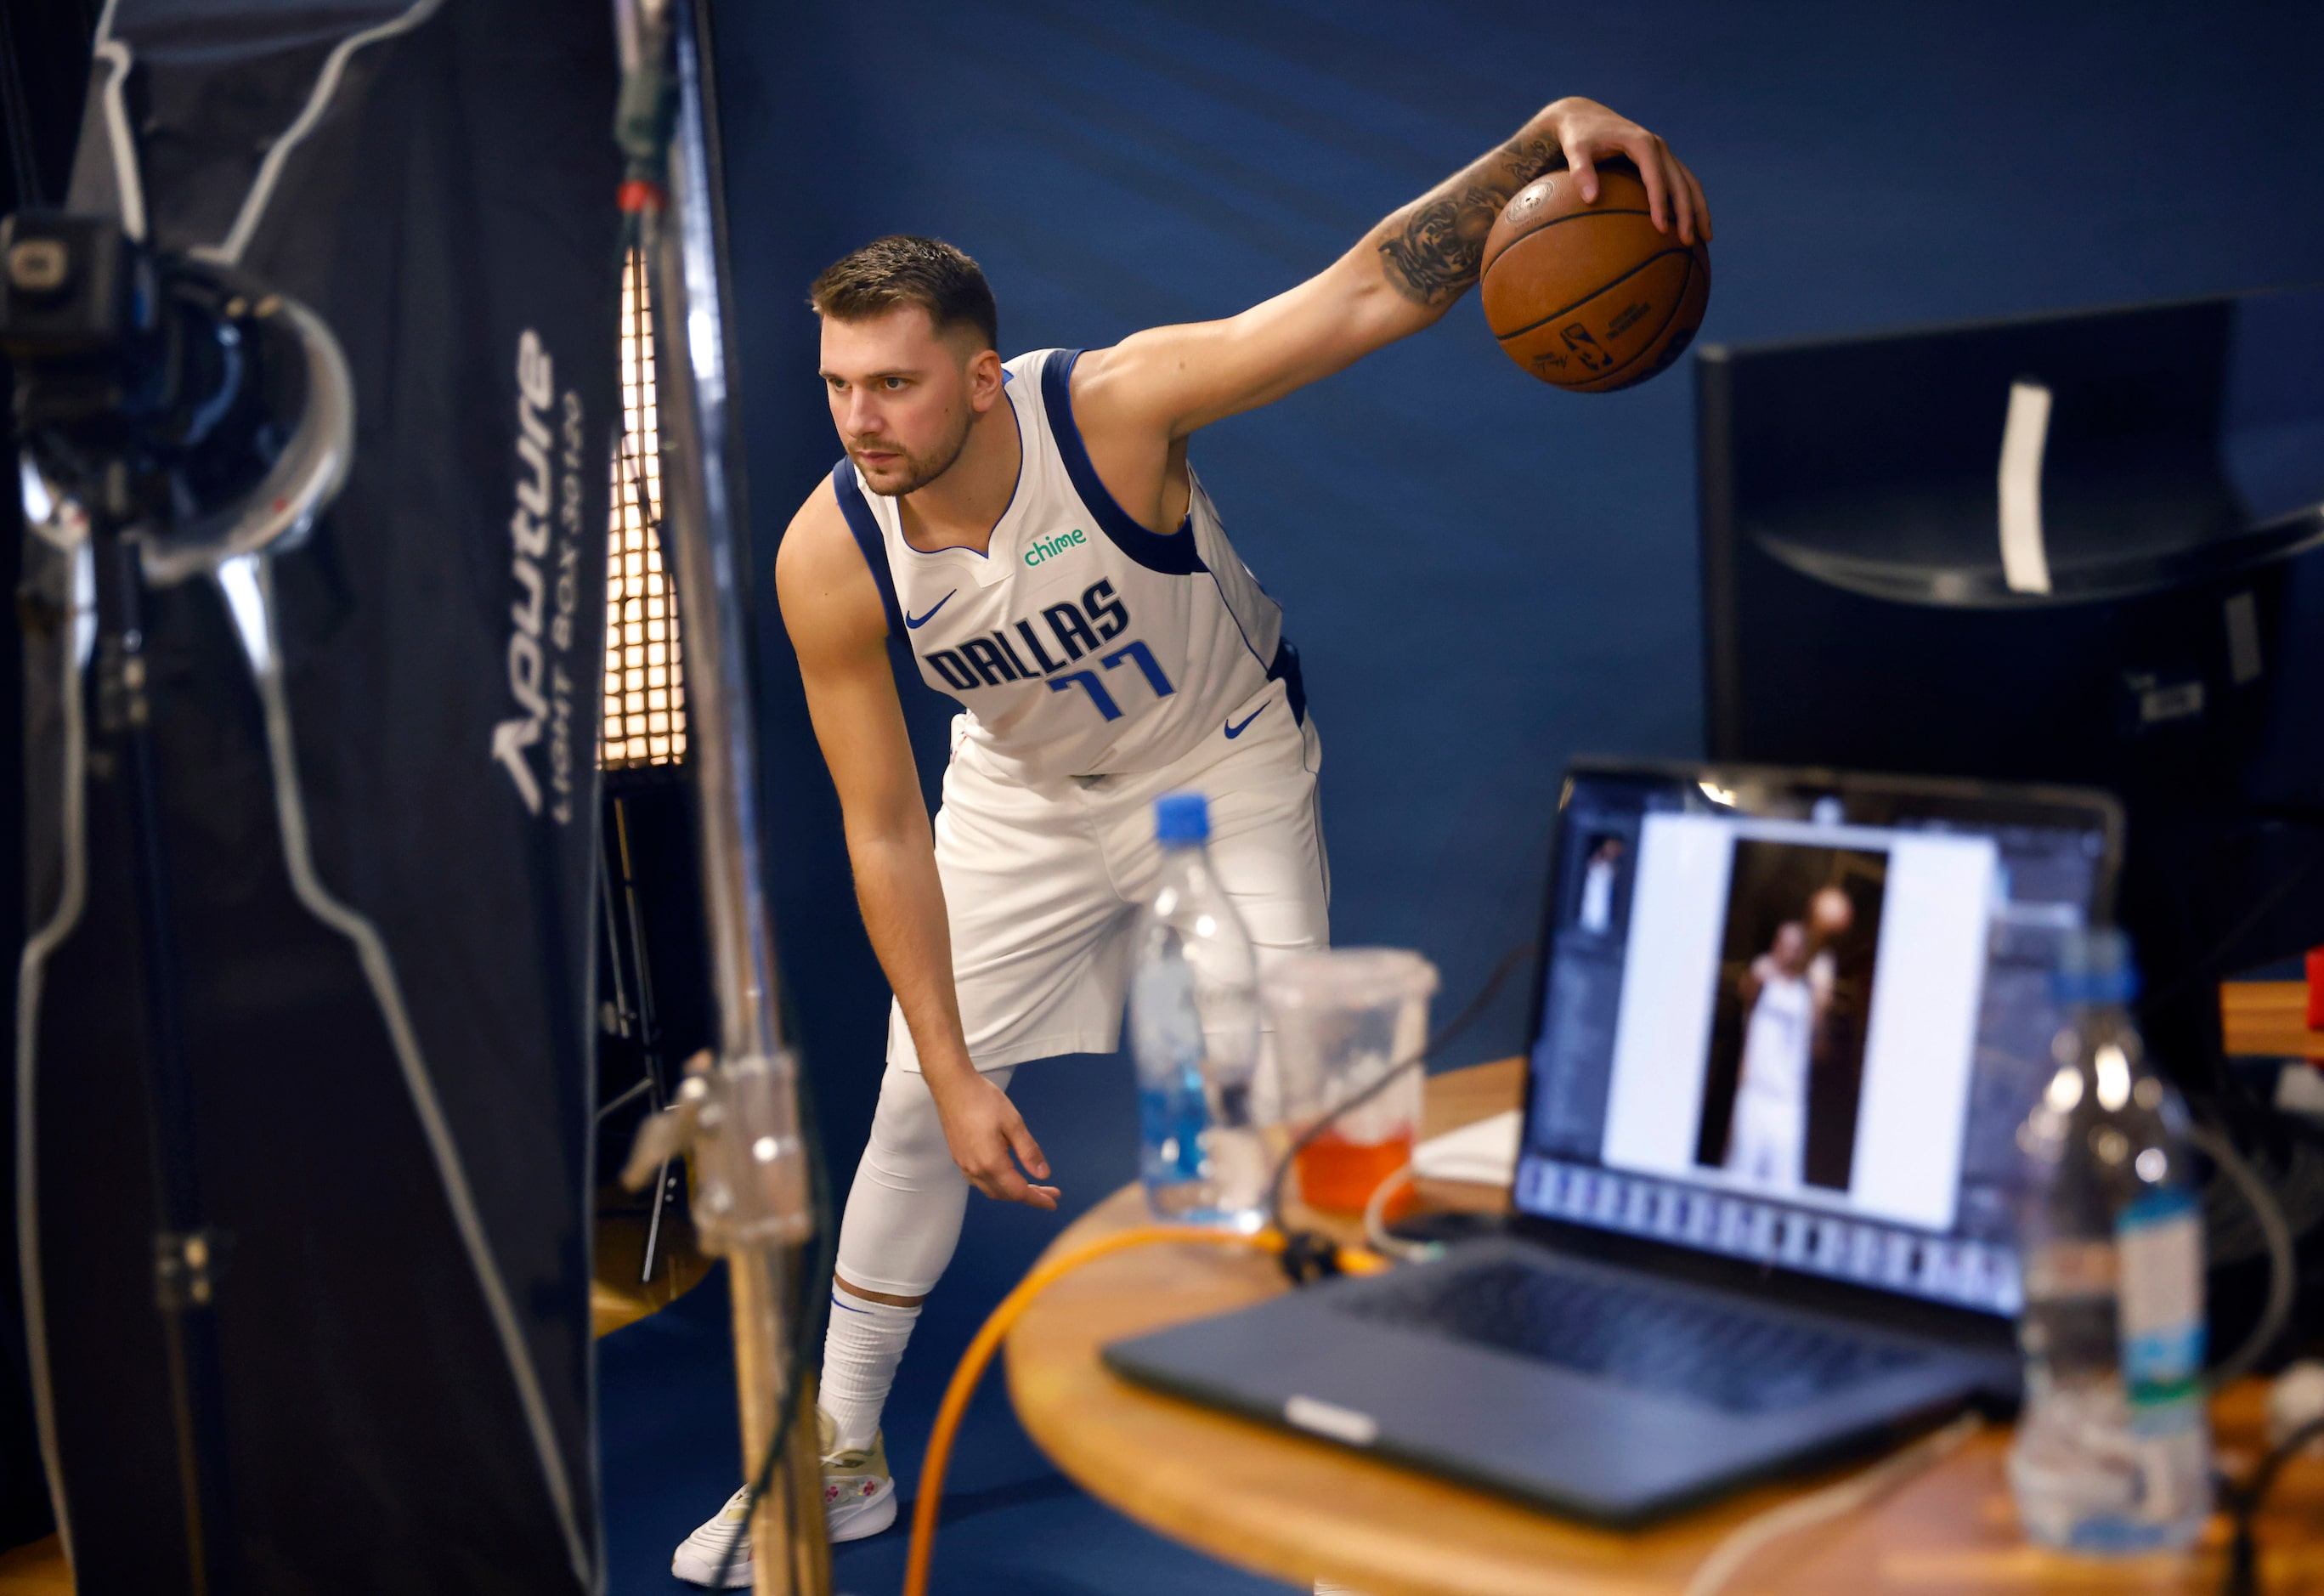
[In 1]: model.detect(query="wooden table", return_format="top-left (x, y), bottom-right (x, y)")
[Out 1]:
top-left (1004, 1031), bottom-right (2324, 1596)
top-left (2225, 981), bottom-right (2324, 1062)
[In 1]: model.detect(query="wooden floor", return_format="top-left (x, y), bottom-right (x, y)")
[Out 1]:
top-left (591, 1178), bottom-right (715, 1338)
top-left (0, 1540), bottom-right (67, 1595)
top-left (0, 982), bottom-right (2311, 1591)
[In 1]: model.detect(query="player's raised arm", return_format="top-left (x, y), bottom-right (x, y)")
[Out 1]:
top-left (1074, 96), bottom-right (1710, 444)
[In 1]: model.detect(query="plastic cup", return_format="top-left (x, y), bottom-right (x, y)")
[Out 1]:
top-left (1260, 948), bottom-right (1439, 1217)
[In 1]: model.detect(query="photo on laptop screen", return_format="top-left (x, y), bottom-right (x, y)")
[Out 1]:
top-left (1516, 767), bottom-right (2117, 1317)
top-left (1697, 839), bottom-right (1886, 1194)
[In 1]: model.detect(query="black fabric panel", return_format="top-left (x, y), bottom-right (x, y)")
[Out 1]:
top-left (0, 0), bottom-right (95, 1554)
top-left (0, 442), bottom-right (49, 1558)
top-left (24, 1), bottom-right (617, 1590)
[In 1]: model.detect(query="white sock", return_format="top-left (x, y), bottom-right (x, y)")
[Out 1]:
top-left (818, 1285), bottom-right (921, 1452)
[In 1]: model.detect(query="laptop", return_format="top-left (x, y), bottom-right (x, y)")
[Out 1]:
top-left (1103, 759), bottom-right (2123, 1525)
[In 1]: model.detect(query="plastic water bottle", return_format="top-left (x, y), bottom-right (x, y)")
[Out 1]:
top-left (2008, 929), bottom-right (2211, 1552)
top-left (1128, 792), bottom-right (1267, 1231)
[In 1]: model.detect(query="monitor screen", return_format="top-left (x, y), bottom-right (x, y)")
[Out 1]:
top-left (1514, 767), bottom-right (2115, 1317)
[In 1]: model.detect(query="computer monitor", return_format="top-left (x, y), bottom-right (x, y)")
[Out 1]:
top-left (1695, 286), bottom-right (2324, 1085)
top-left (1515, 762), bottom-right (2121, 1318)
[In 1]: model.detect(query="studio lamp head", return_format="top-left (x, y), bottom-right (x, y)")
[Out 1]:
top-left (1, 210), bottom-right (352, 586)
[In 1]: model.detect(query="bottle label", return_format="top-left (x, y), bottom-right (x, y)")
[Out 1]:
top-left (2020, 1237), bottom-right (2115, 1300)
top-left (1129, 956), bottom-right (1203, 1088)
top-left (2117, 1188), bottom-right (2204, 1424)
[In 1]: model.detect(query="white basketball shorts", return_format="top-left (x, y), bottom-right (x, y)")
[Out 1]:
top-left (886, 673), bottom-right (1328, 1072)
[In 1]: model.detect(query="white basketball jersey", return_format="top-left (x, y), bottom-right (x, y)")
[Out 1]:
top-left (833, 348), bottom-right (1303, 782)
top-left (1739, 972), bottom-right (1812, 1103)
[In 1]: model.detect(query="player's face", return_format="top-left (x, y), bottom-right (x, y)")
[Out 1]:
top-left (1772, 921), bottom-right (1808, 974)
top-left (820, 307), bottom-right (979, 496)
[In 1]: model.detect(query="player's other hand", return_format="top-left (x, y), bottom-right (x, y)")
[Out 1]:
top-left (1538, 97), bottom-right (1710, 246)
top-left (930, 1068), bottom-right (1060, 1210)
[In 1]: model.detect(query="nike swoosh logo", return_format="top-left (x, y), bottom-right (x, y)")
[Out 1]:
top-left (904, 591), bottom-right (957, 629)
top-left (1224, 705), bottom-right (1268, 739)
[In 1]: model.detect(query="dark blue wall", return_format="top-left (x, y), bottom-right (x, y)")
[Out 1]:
top-left (589, 7), bottom-right (2324, 1588)
top-left (710, 0), bottom-right (2324, 1188)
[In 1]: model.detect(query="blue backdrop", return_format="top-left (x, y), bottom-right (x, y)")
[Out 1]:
top-left (598, 6), bottom-right (2324, 1590)
top-left (714, 0), bottom-right (2324, 1175)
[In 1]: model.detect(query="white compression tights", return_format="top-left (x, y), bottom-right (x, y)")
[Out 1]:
top-left (820, 1062), bottom-right (1017, 1452)
top-left (832, 1061), bottom-right (1018, 1300)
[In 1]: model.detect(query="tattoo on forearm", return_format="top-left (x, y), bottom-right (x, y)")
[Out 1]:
top-left (1375, 184), bottom-right (1497, 308)
top-left (1375, 133), bottom-right (1562, 308)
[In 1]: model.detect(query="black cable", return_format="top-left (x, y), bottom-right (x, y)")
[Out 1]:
top-left (2221, 1412), bottom-right (2324, 1596)
top-left (614, 224), bottom-right (663, 576)
top-left (710, 937), bottom-right (1539, 1574)
top-left (708, 1051), bottom-right (835, 1588)
top-left (790, 1056), bottom-right (838, 1515)
top-left (2143, 849), bottom-right (2323, 1017)
top-left (0, 3), bottom-right (46, 211)
top-left (1263, 941), bottom-right (1535, 1275)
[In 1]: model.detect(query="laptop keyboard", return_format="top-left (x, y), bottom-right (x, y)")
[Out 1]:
top-left (1339, 1259), bottom-right (1927, 1416)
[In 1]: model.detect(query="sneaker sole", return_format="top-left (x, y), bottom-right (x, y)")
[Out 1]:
top-left (828, 1477), bottom-right (896, 1543)
top-left (670, 1545), bottom-right (752, 1588)
top-left (670, 1477), bottom-right (895, 1584)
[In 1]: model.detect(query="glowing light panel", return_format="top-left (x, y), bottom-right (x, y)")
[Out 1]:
top-left (602, 246), bottom-right (687, 770)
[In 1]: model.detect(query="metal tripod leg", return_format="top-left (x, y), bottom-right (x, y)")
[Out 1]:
top-left (612, 796), bottom-right (679, 1286)
top-left (597, 789), bottom-right (678, 1286)
top-left (641, 1154), bottom-right (675, 1286)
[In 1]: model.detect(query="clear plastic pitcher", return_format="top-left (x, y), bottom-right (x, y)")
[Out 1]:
top-left (1260, 948), bottom-right (1439, 1215)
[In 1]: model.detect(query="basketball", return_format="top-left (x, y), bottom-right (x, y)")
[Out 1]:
top-left (1809, 886), bottom-right (1854, 939)
top-left (1479, 161), bottom-right (1710, 393)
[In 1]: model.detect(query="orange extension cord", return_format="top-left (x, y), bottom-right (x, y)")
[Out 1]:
top-left (901, 1225), bottom-right (1389, 1596)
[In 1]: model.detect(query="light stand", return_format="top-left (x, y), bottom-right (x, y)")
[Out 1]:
top-left (611, 2), bottom-right (832, 1592)
top-left (1, 214), bottom-right (353, 1593)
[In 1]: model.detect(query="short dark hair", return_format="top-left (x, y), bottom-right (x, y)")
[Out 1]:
top-left (808, 235), bottom-right (998, 353)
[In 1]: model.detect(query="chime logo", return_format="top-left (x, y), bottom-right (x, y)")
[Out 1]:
top-left (492, 329), bottom-right (585, 823)
top-left (1022, 527), bottom-right (1088, 568)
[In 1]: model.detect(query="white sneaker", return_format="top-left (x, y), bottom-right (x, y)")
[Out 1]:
top-left (670, 1417), bottom-right (898, 1585)
top-left (670, 1486), bottom-right (754, 1588)
top-left (818, 1409), bottom-right (897, 1544)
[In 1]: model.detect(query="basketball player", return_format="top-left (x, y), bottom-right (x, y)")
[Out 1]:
top-left (1726, 920), bottom-right (1824, 1191)
top-left (1578, 836), bottom-right (1624, 935)
top-left (1725, 877), bottom-right (1858, 1193)
top-left (674, 95), bottom-right (1708, 1584)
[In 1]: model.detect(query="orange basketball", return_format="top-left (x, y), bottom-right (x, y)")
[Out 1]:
top-left (1809, 886), bottom-right (1855, 938)
top-left (1479, 161), bottom-right (1710, 393)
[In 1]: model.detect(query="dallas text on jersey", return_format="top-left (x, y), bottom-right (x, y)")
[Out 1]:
top-left (919, 577), bottom-right (1177, 724)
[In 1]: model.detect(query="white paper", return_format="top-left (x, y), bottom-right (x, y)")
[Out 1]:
top-left (1999, 379), bottom-right (2055, 595)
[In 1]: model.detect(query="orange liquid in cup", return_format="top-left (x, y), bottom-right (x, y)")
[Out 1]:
top-left (1296, 1128), bottom-right (1417, 1220)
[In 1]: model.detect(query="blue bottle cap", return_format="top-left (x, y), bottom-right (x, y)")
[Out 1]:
top-left (2052, 926), bottom-right (2141, 1005)
top-left (1154, 791), bottom-right (1209, 846)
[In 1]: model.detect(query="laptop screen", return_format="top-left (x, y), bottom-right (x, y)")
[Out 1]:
top-left (1513, 767), bottom-right (2117, 1318)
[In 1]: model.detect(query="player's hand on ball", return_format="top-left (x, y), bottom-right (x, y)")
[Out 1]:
top-left (1538, 97), bottom-right (1710, 245)
top-left (931, 1069), bottom-right (1060, 1210)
